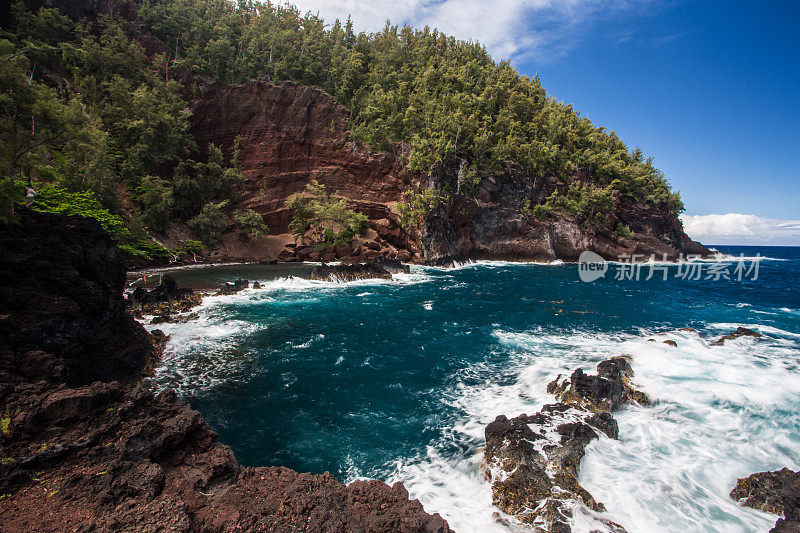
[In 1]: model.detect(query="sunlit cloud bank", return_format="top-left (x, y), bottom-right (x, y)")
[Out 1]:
top-left (289, 0), bottom-right (652, 62)
top-left (681, 213), bottom-right (800, 246)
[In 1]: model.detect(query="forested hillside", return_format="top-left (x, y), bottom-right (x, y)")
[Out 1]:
top-left (0, 0), bottom-right (691, 262)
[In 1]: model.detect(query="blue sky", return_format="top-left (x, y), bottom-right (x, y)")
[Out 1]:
top-left (528, 0), bottom-right (800, 244)
top-left (292, 0), bottom-right (799, 244)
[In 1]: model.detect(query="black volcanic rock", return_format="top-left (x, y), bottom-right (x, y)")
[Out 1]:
top-left (485, 357), bottom-right (647, 532)
top-left (0, 210), bottom-right (153, 386)
top-left (217, 278), bottom-right (250, 294)
top-left (731, 468), bottom-right (800, 532)
top-left (310, 262), bottom-right (393, 282)
top-left (369, 255), bottom-right (411, 274)
top-left (131, 275), bottom-right (193, 304)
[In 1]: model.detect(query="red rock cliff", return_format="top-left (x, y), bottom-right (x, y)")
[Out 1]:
top-left (189, 80), bottom-right (421, 263)
top-left (188, 79), bottom-right (708, 264)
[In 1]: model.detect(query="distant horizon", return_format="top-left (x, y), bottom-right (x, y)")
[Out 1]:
top-left (705, 243), bottom-right (800, 248)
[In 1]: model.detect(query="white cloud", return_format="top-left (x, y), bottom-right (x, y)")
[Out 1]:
top-left (680, 213), bottom-right (800, 246)
top-left (288, 0), bottom-right (651, 62)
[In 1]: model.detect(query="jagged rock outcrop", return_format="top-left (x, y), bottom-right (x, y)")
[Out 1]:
top-left (216, 278), bottom-right (250, 295)
top-left (370, 255), bottom-right (411, 274)
top-left (485, 357), bottom-right (648, 532)
top-left (307, 256), bottom-right (409, 282)
top-left (712, 326), bottom-right (762, 346)
top-left (309, 262), bottom-right (393, 282)
top-left (0, 211), bottom-right (451, 532)
top-left (130, 274), bottom-right (193, 305)
top-left (731, 468), bottom-right (800, 532)
top-left (0, 210), bottom-right (155, 386)
top-left (128, 275), bottom-right (203, 324)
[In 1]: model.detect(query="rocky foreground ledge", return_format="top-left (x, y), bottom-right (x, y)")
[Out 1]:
top-left (0, 211), bottom-right (451, 532)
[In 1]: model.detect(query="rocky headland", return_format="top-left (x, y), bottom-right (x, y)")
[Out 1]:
top-left (177, 79), bottom-right (710, 267)
top-left (0, 211), bottom-right (451, 532)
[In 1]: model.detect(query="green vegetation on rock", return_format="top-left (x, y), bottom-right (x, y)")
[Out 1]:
top-left (286, 180), bottom-right (367, 248)
top-left (1, 0), bottom-right (684, 248)
top-left (234, 208), bottom-right (269, 238)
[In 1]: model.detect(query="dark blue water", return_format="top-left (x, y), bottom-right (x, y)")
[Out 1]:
top-left (145, 246), bottom-right (800, 532)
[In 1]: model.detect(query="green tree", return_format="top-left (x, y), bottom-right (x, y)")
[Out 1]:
top-left (188, 200), bottom-right (228, 244)
top-left (233, 208), bottom-right (268, 238)
top-left (135, 176), bottom-right (173, 232)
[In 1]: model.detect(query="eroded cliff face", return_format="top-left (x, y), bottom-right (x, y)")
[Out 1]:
top-left (0, 211), bottom-right (451, 532)
top-left (419, 163), bottom-right (709, 264)
top-left (188, 80), bottom-right (708, 264)
top-left (188, 79), bottom-right (422, 263)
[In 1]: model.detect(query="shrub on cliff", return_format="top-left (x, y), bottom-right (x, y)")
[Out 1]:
top-left (397, 187), bottom-right (443, 229)
top-left (188, 201), bottom-right (228, 245)
top-left (234, 208), bottom-right (269, 238)
top-left (30, 184), bottom-right (129, 237)
top-left (615, 223), bottom-right (634, 239)
top-left (531, 182), bottom-right (617, 226)
top-left (285, 180), bottom-right (368, 246)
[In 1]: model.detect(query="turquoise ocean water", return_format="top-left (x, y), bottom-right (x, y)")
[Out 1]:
top-left (139, 246), bottom-right (800, 532)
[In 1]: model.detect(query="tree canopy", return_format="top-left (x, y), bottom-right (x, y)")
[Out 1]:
top-left (1, 0), bottom-right (683, 248)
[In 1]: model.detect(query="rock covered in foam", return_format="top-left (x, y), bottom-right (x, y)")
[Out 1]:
top-left (485, 356), bottom-right (648, 531)
top-left (128, 275), bottom-right (202, 324)
top-left (712, 326), bottom-right (762, 346)
top-left (731, 468), bottom-right (800, 532)
top-left (216, 278), bottom-right (250, 295)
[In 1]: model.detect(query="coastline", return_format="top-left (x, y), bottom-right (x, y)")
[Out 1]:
top-left (0, 211), bottom-right (452, 532)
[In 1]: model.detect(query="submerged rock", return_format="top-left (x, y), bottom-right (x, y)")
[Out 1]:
top-left (712, 326), bottom-right (762, 346)
top-left (309, 262), bottom-right (393, 282)
top-left (486, 357), bottom-right (648, 531)
top-left (731, 468), bottom-right (800, 532)
top-left (217, 278), bottom-right (250, 295)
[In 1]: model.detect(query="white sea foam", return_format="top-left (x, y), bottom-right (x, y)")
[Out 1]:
top-left (416, 259), bottom-right (567, 273)
top-left (144, 310), bottom-right (266, 395)
top-left (383, 329), bottom-right (633, 532)
top-left (386, 326), bottom-right (800, 532)
top-left (137, 265), bottom-right (799, 532)
top-left (580, 331), bottom-right (800, 532)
